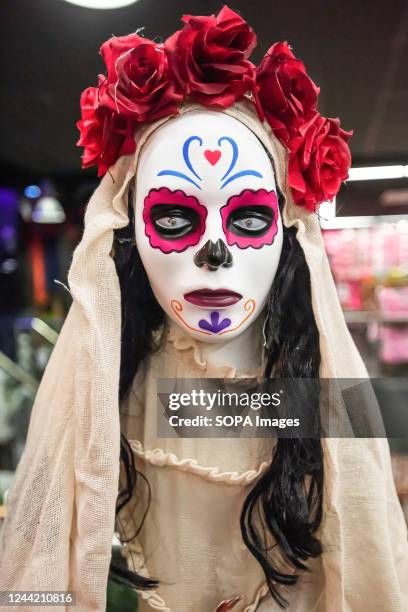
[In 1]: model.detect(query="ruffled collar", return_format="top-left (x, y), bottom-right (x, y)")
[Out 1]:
top-left (164, 319), bottom-right (265, 380)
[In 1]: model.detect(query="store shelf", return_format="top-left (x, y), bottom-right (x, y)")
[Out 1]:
top-left (344, 311), bottom-right (408, 324)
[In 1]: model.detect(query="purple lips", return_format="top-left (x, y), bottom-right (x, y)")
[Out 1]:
top-left (184, 288), bottom-right (242, 308)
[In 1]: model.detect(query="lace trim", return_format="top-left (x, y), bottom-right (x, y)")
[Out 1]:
top-left (166, 321), bottom-right (206, 365)
top-left (166, 322), bottom-right (237, 377)
top-left (137, 591), bottom-right (171, 612)
top-left (165, 322), bottom-right (264, 379)
top-left (244, 584), bottom-right (270, 611)
top-left (129, 440), bottom-right (270, 486)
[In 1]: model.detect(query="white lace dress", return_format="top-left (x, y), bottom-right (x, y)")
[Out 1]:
top-left (118, 323), bottom-right (323, 612)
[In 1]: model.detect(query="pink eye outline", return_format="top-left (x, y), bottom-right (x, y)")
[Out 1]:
top-left (143, 187), bottom-right (207, 254)
top-left (220, 188), bottom-right (279, 249)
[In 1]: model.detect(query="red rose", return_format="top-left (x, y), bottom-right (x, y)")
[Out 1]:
top-left (288, 114), bottom-right (352, 211)
top-left (165, 4), bottom-right (256, 107)
top-left (76, 78), bottom-right (136, 177)
top-left (99, 33), bottom-right (182, 121)
top-left (255, 42), bottom-right (320, 144)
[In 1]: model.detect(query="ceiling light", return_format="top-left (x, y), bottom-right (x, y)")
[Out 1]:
top-left (317, 198), bottom-right (336, 224)
top-left (24, 185), bottom-right (42, 199)
top-left (320, 213), bottom-right (408, 230)
top-left (32, 197), bottom-right (66, 224)
top-left (63, 0), bottom-right (139, 8)
top-left (347, 165), bottom-right (408, 182)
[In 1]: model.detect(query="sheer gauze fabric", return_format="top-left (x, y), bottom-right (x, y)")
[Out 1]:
top-left (0, 100), bottom-right (407, 612)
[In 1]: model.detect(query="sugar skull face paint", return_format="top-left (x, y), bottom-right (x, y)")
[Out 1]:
top-left (143, 187), bottom-right (207, 253)
top-left (220, 188), bottom-right (279, 249)
top-left (134, 110), bottom-right (283, 343)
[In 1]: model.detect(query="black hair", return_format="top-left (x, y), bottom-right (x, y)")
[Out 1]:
top-left (109, 188), bottom-right (323, 608)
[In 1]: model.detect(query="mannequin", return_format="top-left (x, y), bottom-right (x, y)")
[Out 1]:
top-left (0, 6), bottom-right (407, 612)
top-left (133, 111), bottom-right (283, 343)
top-left (113, 110), bottom-right (321, 612)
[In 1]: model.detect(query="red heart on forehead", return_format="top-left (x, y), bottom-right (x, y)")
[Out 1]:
top-left (204, 149), bottom-right (221, 165)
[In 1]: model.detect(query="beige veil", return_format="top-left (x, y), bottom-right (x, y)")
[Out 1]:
top-left (0, 100), bottom-right (407, 612)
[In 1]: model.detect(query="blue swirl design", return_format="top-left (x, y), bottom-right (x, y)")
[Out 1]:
top-left (183, 136), bottom-right (203, 180)
top-left (157, 170), bottom-right (201, 189)
top-left (157, 135), bottom-right (203, 189)
top-left (157, 133), bottom-right (263, 191)
top-left (218, 136), bottom-right (238, 181)
top-left (221, 170), bottom-right (263, 190)
top-left (217, 135), bottom-right (263, 189)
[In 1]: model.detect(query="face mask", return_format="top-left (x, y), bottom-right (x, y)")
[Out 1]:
top-left (134, 110), bottom-right (283, 343)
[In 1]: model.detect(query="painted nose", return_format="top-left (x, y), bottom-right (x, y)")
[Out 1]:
top-left (194, 239), bottom-right (233, 271)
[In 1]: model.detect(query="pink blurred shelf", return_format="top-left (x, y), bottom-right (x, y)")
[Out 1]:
top-left (344, 310), bottom-right (408, 324)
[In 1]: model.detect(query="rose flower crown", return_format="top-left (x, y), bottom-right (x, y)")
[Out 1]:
top-left (77, 4), bottom-right (352, 212)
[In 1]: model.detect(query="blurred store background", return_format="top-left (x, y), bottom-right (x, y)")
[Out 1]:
top-left (0, 0), bottom-right (407, 604)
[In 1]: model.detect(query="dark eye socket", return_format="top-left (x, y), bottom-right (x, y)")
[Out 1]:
top-left (150, 204), bottom-right (198, 238)
top-left (227, 205), bottom-right (274, 237)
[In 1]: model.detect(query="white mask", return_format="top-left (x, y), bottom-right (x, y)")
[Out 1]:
top-left (134, 110), bottom-right (283, 343)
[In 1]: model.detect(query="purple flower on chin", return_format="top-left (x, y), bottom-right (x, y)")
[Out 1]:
top-left (199, 311), bottom-right (231, 334)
